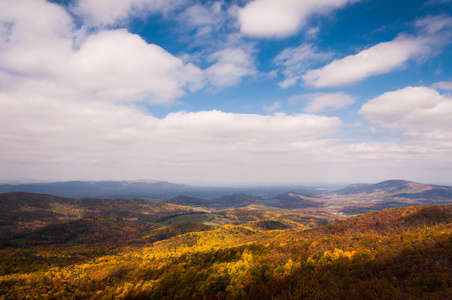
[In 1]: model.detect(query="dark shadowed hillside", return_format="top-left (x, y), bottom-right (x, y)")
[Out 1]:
top-left (19, 215), bottom-right (160, 246)
top-left (165, 195), bottom-right (211, 207)
top-left (0, 192), bottom-right (192, 242)
top-left (212, 193), bottom-right (261, 207)
top-left (267, 192), bottom-right (324, 209)
top-left (165, 194), bottom-right (262, 209)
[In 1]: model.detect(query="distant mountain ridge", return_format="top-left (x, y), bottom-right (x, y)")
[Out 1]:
top-left (268, 192), bottom-right (324, 209)
top-left (0, 180), bottom-right (319, 199)
top-left (334, 179), bottom-right (452, 197)
top-left (1, 179), bottom-right (452, 216)
top-left (165, 192), bottom-right (324, 209)
top-left (329, 179), bottom-right (452, 215)
top-left (0, 180), bottom-right (191, 199)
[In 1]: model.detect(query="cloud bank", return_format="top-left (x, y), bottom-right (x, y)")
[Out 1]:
top-left (1, 0), bottom-right (452, 184)
top-left (304, 92), bottom-right (355, 113)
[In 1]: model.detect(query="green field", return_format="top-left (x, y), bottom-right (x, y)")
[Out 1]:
top-left (10, 238), bottom-right (28, 245)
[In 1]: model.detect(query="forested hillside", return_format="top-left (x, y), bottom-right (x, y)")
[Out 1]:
top-left (0, 191), bottom-right (451, 299)
top-left (0, 192), bottom-right (192, 243)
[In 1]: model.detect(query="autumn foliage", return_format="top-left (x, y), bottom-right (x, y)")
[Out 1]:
top-left (0, 193), bottom-right (451, 299)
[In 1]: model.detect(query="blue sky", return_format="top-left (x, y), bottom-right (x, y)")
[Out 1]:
top-left (1, 0), bottom-right (452, 185)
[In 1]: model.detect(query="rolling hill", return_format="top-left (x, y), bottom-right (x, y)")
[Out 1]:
top-left (165, 192), bottom-right (326, 210)
top-left (0, 192), bottom-right (192, 242)
top-left (326, 180), bottom-right (452, 214)
top-left (265, 192), bottom-right (324, 209)
top-left (0, 191), bottom-right (340, 246)
top-left (334, 179), bottom-right (452, 195)
top-left (0, 202), bottom-right (450, 299)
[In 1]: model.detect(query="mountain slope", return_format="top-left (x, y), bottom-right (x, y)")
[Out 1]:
top-left (0, 192), bottom-right (192, 241)
top-left (165, 195), bottom-right (211, 207)
top-left (20, 215), bottom-right (160, 246)
top-left (327, 180), bottom-right (452, 214)
top-left (213, 193), bottom-right (261, 207)
top-left (335, 179), bottom-right (451, 196)
top-left (266, 192), bottom-right (324, 209)
top-left (1, 204), bottom-right (450, 299)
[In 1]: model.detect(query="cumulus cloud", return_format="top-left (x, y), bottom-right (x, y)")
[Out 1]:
top-left (205, 48), bottom-right (257, 88)
top-left (0, 83), bottom-right (343, 182)
top-left (0, 0), bottom-right (342, 183)
top-left (70, 29), bottom-right (204, 103)
top-left (2, 1), bottom-right (452, 185)
top-left (359, 86), bottom-right (452, 132)
top-left (336, 86), bottom-right (452, 183)
top-left (237, 0), bottom-right (357, 38)
top-left (274, 43), bottom-right (333, 88)
top-left (304, 92), bottom-right (355, 113)
top-left (0, 0), bottom-right (257, 102)
top-left (178, 2), bottom-right (225, 28)
top-left (0, 0), bottom-right (204, 105)
top-left (302, 35), bottom-right (430, 88)
top-left (0, 0), bottom-right (74, 75)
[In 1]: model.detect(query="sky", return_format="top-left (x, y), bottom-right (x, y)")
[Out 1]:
top-left (1, 0), bottom-right (452, 186)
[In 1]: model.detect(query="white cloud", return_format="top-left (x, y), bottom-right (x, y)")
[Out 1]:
top-left (0, 0), bottom-right (255, 103)
top-left (160, 110), bottom-right (341, 141)
top-left (0, 0), bottom-right (204, 105)
top-left (416, 15), bottom-right (452, 34)
top-left (301, 16), bottom-right (452, 89)
top-left (359, 86), bottom-right (452, 132)
top-left (0, 0), bottom-right (342, 184)
top-left (179, 2), bottom-right (225, 28)
top-left (304, 92), bottom-right (355, 113)
top-left (274, 43), bottom-right (333, 88)
top-left (0, 82), bottom-right (344, 183)
top-left (70, 29), bottom-right (204, 103)
top-left (303, 35), bottom-right (430, 88)
top-left (2, 1), bottom-right (452, 185)
top-left (0, 0), bottom-right (74, 75)
top-left (237, 0), bottom-right (357, 38)
top-left (335, 86), bottom-right (452, 184)
top-left (433, 79), bottom-right (452, 90)
top-left (205, 48), bottom-right (257, 88)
